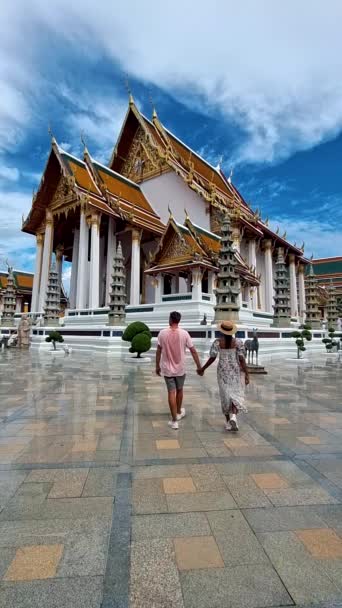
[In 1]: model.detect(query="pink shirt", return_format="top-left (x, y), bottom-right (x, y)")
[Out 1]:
top-left (157, 326), bottom-right (194, 377)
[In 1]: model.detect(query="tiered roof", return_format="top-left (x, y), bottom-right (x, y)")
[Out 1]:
top-left (22, 140), bottom-right (164, 236)
top-left (0, 270), bottom-right (33, 294)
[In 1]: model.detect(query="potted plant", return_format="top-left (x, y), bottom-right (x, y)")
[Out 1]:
top-left (291, 324), bottom-right (312, 359)
top-left (122, 321), bottom-right (152, 359)
top-left (45, 330), bottom-right (64, 351)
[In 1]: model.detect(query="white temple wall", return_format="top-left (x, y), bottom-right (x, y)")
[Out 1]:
top-left (141, 172), bottom-right (210, 229)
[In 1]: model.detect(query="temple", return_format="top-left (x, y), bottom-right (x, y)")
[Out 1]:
top-left (0, 269), bottom-right (33, 313)
top-left (22, 96), bottom-right (310, 333)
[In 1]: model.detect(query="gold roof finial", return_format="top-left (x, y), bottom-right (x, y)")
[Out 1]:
top-left (124, 74), bottom-right (134, 105)
top-left (276, 226), bottom-right (280, 235)
top-left (282, 230), bottom-right (287, 240)
top-left (48, 122), bottom-right (56, 144)
top-left (168, 205), bottom-right (173, 219)
top-left (80, 131), bottom-right (89, 155)
top-left (184, 208), bottom-right (190, 221)
top-left (228, 168), bottom-right (233, 183)
top-left (301, 241), bottom-right (305, 252)
top-left (264, 217), bottom-right (269, 225)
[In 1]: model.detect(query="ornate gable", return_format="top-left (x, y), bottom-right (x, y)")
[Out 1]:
top-left (120, 126), bottom-right (170, 183)
top-left (157, 231), bottom-right (190, 265)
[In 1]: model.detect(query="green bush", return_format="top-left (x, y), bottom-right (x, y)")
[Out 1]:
top-left (122, 322), bottom-right (151, 342)
top-left (45, 331), bottom-right (64, 351)
top-left (322, 327), bottom-right (339, 352)
top-left (291, 324), bottom-right (312, 359)
top-left (122, 322), bottom-right (152, 358)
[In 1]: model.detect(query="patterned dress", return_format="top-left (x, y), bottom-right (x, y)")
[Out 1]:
top-left (209, 339), bottom-right (247, 415)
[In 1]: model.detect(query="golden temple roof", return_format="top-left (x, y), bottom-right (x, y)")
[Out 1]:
top-left (0, 270), bottom-right (33, 293)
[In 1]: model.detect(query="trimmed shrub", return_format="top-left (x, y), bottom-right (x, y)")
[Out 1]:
top-left (45, 331), bottom-right (64, 351)
top-left (291, 324), bottom-right (312, 359)
top-left (122, 322), bottom-right (151, 342)
top-left (122, 322), bottom-right (152, 358)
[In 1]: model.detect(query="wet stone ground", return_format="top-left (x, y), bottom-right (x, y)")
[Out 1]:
top-left (0, 349), bottom-right (341, 608)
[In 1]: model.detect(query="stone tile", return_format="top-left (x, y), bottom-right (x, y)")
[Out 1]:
top-left (134, 465), bottom-right (190, 479)
top-left (259, 530), bottom-right (342, 604)
top-left (314, 505), bottom-right (342, 527)
top-left (130, 538), bottom-right (184, 608)
top-left (243, 506), bottom-right (328, 532)
top-left (0, 496), bottom-right (113, 521)
top-left (230, 445), bottom-right (281, 457)
top-left (0, 548), bottom-right (16, 579)
top-left (71, 439), bottom-right (98, 452)
top-left (265, 485), bottom-right (339, 507)
top-left (82, 468), bottom-right (116, 497)
top-left (180, 564), bottom-right (292, 608)
top-left (174, 536), bottom-right (224, 571)
top-left (297, 435), bottom-right (322, 445)
top-left (132, 513), bottom-right (211, 540)
top-left (0, 576), bottom-right (103, 608)
top-left (269, 417), bottom-right (290, 424)
top-left (223, 475), bottom-right (272, 508)
top-left (296, 528), bottom-right (342, 558)
top-left (167, 491), bottom-right (237, 513)
top-left (188, 465), bottom-right (226, 492)
top-left (163, 477), bottom-right (196, 494)
top-left (156, 439), bottom-right (180, 450)
top-left (132, 493), bottom-right (168, 515)
top-left (250, 473), bottom-right (289, 490)
top-left (207, 510), bottom-right (269, 567)
top-left (133, 478), bottom-right (164, 495)
top-left (223, 437), bottom-right (249, 448)
top-left (4, 544), bottom-right (63, 581)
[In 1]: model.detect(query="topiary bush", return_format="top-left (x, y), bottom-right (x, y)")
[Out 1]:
top-left (122, 322), bottom-right (152, 358)
top-left (291, 323), bottom-right (312, 359)
top-left (322, 327), bottom-right (339, 352)
top-left (45, 330), bottom-right (64, 351)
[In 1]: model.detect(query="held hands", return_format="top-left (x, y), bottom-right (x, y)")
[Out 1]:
top-left (156, 367), bottom-right (161, 376)
top-left (245, 373), bottom-right (250, 386)
top-left (197, 367), bottom-right (204, 376)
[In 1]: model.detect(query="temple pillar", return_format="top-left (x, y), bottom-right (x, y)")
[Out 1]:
top-left (298, 264), bottom-right (306, 322)
top-left (263, 239), bottom-right (274, 313)
top-left (289, 254), bottom-right (298, 318)
top-left (248, 239), bottom-right (257, 310)
top-left (69, 228), bottom-right (79, 309)
top-left (154, 274), bottom-right (162, 303)
top-left (89, 212), bottom-right (101, 309)
top-left (208, 271), bottom-right (216, 303)
top-left (56, 245), bottom-right (64, 290)
top-left (130, 228), bottom-right (141, 306)
top-left (76, 208), bottom-right (88, 309)
top-left (31, 233), bottom-right (44, 312)
top-left (192, 268), bottom-right (202, 300)
top-left (38, 211), bottom-right (54, 312)
top-left (106, 218), bottom-right (116, 305)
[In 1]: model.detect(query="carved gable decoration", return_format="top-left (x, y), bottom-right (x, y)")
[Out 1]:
top-left (210, 205), bottom-right (225, 235)
top-left (158, 231), bottom-right (191, 265)
top-left (49, 176), bottom-right (77, 212)
top-left (120, 126), bottom-right (169, 182)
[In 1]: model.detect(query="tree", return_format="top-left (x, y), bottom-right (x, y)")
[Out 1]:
top-left (291, 324), bottom-right (312, 359)
top-left (122, 322), bottom-right (152, 358)
top-left (322, 327), bottom-right (339, 352)
top-left (45, 330), bottom-right (64, 351)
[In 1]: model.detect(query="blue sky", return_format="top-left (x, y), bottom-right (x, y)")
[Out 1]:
top-left (1, 0), bottom-right (342, 280)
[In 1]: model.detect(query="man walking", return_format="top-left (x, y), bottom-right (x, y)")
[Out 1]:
top-left (156, 311), bottom-right (202, 429)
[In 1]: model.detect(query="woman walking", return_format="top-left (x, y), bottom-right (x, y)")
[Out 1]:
top-left (198, 321), bottom-right (249, 431)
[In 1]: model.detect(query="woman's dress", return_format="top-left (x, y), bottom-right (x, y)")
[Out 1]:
top-left (209, 339), bottom-right (247, 414)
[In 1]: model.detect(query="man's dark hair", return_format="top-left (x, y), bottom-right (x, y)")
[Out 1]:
top-left (169, 311), bottom-right (181, 324)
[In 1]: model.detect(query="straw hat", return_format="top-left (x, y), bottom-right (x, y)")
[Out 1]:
top-left (217, 320), bottom-right (237, 336)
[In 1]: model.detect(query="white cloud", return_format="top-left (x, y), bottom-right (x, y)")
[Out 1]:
top-left (268, 216), bottom-right (342, 259)
top-left (0, 165), bottom-right (20, 181)
top-left (0, 190), bottom-right (35, 269)
top-left (62, 263), bottom-right (71, 295)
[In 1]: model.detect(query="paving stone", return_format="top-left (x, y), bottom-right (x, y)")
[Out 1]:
top-left (130, 538), bottom-right (184, 608)
top-left (133, 465), bottom-right (190, 479)
top-left (296, 528), bottom-right (342, 558)
top-left (0, 576), bottom-right (103, 608)
top-left (243, 506), bottom-right (328, 532)
top-left (314, 505), bottom-right (342, 527)
top-left (180, 564), bottom-right (292, 608)
top-left (163, 477), bottom-right (196, 494)
top-left (250, 473), bottom-right (289, 489)
top-left (265, 485), bottom-right (339, 507)
top-left (156, 439), bottom-right (180, 450)
top-left (259, 530), bottom-right (342, 604)
top-left (3, 544), bottom-right (63, 581)
top-left (132, 512), bottom-right (211, 540)
top-left (174, 536), bottom-right (224, 570)
top-left (132, 493), bottom-right (168, 514)
top-left (133, 478), bottom-right (164, 495)
top-left (167, 491), bottom-right (237, 513)
top-left (0, 497), bottom-right (113, 521)
top-left (223, 475), bottom-right (272, 508)
top-left (82, 468), bottom-right (117, 497)
top-left (207, 510), bottom-right (270, 566)
top-left (188, 464), bottom-right (226, 492)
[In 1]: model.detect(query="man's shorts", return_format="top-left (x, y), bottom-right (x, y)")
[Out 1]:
top-left (164, 375), bottom-right (186, 392)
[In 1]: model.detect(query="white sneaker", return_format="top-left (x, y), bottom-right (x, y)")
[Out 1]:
top-left (168, 420), bottom-right (179, 430)
top-left (229, 414), bottom-right (239, 432)
top-left (225, 422), bottom-right (231, 431)
top-left (177, 408), bottom-right (186, 421)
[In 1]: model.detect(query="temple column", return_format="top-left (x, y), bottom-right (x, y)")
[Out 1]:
top-left (263, 239), bottom-right (274, 313)
top-left (208, 271), bottom-right (216, 303)
top-left (298, 263), bottom-right (306, 322)
top-left (289, 254), bottom-right (298, 318)
top-left (31, 233), bottom-right (44, 312)
top-left (56, 245), bottom-right (64, 290)
top-left (89, 212), bottom-right (101, 309)
top-left (106, 218), bottom-right (116, 305)
top-left (248, 239), bottom-right (257, 310)
top-left (154, 273), bottom-right (162, 303)
top-left (38, 210), bottom-right (54, 312)
top-left (130, 228), bottom-right (141, 305)
top-left (192, 268), bottom-right (202, 300)
top-left (69, 228), bottom-right (79, 309)
top-left (76, 208), bottom-right (88, 309)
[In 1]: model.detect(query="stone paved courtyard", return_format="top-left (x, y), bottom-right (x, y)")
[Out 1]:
top-left (0, 350), bottom-right (342, 608)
